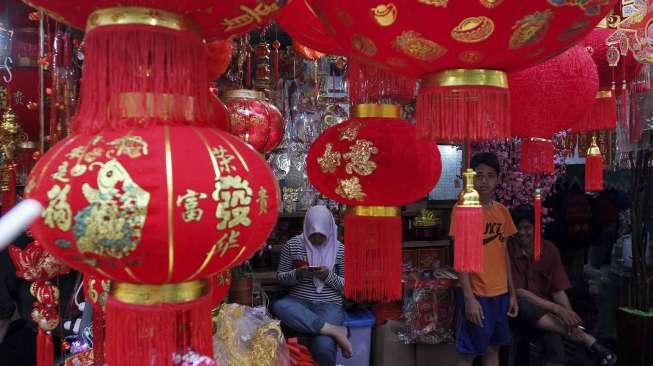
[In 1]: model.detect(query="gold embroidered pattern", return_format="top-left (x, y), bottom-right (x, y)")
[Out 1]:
top-left (547, 0), bottom-right (611, 16)
top-left (479, 0), bottom-right (504, 8)
top-left (344, 140), bottom-right (379, 176)
top-left (418, 0), bottom-right (448, 6)
top-left (43, 184), bottom-right (72, 231)
top-left (213, 175), bottom-right (253, 230)
top-left (395, 30), bottom-right (447, 61)
top-left (66, 146), bottom-right (85, 160)
top-left (176, 189), bottom-right (208, 222)
top-left (257, 186), bottom-right (269, 214)
top-left (339, 122), bottom-right (362, 141)
top-left (509, 10), bottom-right (553, 49)
top-left (52, 161), bottom-right (70, 183)
top-left (222, 3), bottom-right (280, 32)
top-left (370, 4), bottom-right (398, 27)
top-left (212, 145), bottom-right (236, 174)
top-left (451, 16), bottom-right (495, 43)
top-left (74, 159), bottom-right (150, 259)
top-left (335, 177), bottom-right (366, 201)
top-left (318, 144), bottom-right (342, 173)
top-left (215, 231), bottom-right (241, 258)
top-left (107, 134), bottom-right (149, 158)
top-left (352, 34), bottom-right (378, 57)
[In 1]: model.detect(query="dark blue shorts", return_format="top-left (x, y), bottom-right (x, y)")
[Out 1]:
top-left (455, 290), bottom-right (512, 356)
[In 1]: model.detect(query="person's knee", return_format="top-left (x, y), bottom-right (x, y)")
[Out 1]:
top-left (272, 298), bottom-right (292, 317)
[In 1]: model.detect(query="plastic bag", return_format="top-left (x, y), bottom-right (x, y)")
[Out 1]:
top-left (213, 303), bottom-right (289, 366)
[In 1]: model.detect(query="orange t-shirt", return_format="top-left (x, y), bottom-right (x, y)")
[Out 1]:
top-left (450, 201), bottom-right (517, 297)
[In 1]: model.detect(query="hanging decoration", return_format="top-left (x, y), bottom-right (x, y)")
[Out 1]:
top-left (452, 168), bottom-right (484, 272)
top-left (311, 1), bottom-right (617, 142)
top-left (206, 38), bottom-right (233, 81)
top-left (223, 89), bottom-right (284, 154)
top-left (275, 0), bottom-right (343, 56)
top-left (307, 103), bottom-right (442, 301)
top-left (22, 2), bottom-right (281, 365)
top-left (83, 274), bottom-right (110, 365)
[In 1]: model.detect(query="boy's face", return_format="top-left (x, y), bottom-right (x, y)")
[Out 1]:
top-left (473, 163), bottom-right (498, 197)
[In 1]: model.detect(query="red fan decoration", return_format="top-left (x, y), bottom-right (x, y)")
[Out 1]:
top-left (223, 89), bottom-right (284, 154)
top-left (307, 104), bottom-right (441, 301)
top-left (510, 45), bottom-right (598, 174)
top-left (311, 1), bottom-right (617, 142)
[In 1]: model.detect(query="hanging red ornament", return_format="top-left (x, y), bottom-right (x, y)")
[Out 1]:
top-left (292, 42), bottom-right (325, 61)
top-left (1, 162), bottom-right (17, 214)
top-left (223, 89), bottom-right (284, 154)
top-left (585, 136), bottom-right (604, 192)
top-left (452, 169), bottom-right (484, 273)
top-left (510, 45), bottom-right (598, 174)
top-left (311, 1), bottom-right (617, 142)
top-left (307, 104), bottom-right (441, 301)
top-left (533, 189), bottom-right (542, 262)
top-left (83, 274), bottom-right (111, 364)
top-left (206, 38), bottom-right (233, 80)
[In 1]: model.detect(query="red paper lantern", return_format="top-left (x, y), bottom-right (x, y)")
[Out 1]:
top-left (207, 38), bottom-right (233, 80)
top-left (223, 89), bottom-right (284, 154)
top-left (275, 0), bottom-right (343, 55)
top-left (311, 1), bottom-right (617, 142)
top-left (510, 45), bottom-right (598, 174)
top-left (307, 104), bottom-right (441, 301)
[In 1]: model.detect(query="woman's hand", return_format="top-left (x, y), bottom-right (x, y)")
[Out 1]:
top-left (315, 267), bottom-right (330, 281)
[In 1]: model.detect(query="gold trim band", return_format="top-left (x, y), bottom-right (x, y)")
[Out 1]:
top-left (352, 104), bottom-right (401, 119)
top-left (116, 92), bottom-right (195, 121)
top-left (111, 280), bottom-right (208, 305)
top-left (422, 69), bottom-right (508, 89)
top-left (86, 7), bottom-right (197, 33)
top-left (596, 90), bottom-right (613, 99)
top-left (348, 206), bottom-right (400, 217)
top-left (223, 89), bottom-right (266, 100)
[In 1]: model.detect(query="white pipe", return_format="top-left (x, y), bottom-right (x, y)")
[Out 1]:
top-left (0, 199), bottom-right (43, 251)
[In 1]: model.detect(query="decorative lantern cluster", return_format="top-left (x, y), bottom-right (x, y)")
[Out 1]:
top-left (22, 2), bottom-right (282, 365)
top-left (223, 89), bottom-right (284, 154)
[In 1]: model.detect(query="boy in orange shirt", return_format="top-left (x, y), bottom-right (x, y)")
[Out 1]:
top-left (453, 153), bottom-right (519, 366)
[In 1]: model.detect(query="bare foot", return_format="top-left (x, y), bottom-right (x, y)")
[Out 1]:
top-left (320, 323), bottom-right (353, 358)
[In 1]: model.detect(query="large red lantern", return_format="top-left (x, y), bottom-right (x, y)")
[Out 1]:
top-left (311, 1), bottom-right (617, 142)
top-left (223, 89), bottom-right (284, 154)
top-left (510, 45), bottom-right (598, 174)
top-left (307, 104), bottom-right (441, 301)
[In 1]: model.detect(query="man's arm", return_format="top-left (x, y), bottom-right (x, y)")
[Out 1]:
top-left (517, 288), bottom-right (581, 327)
top-left (515, 288), bottom-right (561, 313)
top-left (505, 248), bottom-right (519, 317)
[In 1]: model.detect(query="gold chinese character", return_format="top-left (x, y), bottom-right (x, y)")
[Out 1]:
top-left (335, 177), bottom-right (366, 201)
top-left (216, 231), bottom-right (241, 257)
top-left (221, 3), bottom-right (280, 32)
top-left (176, 189), bottom-right (208, 222)
top-left (211, 145), bottom-right (236, 174)
top-left (42, 184), bottom-right (72, 231)
top-left (213, 175), bottom-right (253, 230)
top-left (257, 186), bottom-right (269, 214)
top-left (66, 146), bottom-right (85, 160)
top-left (339, 122), bottom-right (362, 141)
top-left (83, 147), bottom-right (104, 163)
top-left (318, 144), bottom-right (342, 173)
top-left (108, 134), bottom-right (149, 158)
top-left (51, 161), bottom-right (69, 182)
top-left (344, 139), bottom-right (378, 176)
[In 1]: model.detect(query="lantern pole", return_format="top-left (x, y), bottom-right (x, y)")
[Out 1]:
top-left (38, 11), bottom-right (45, 154)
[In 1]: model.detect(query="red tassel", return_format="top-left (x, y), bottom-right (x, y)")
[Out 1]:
top-left (1, 162), bottom-right (17, 214)
top-left (344, 212), bottom-right (402, 302)
top-left (105, 292), bottom-right (213, 366)
top-left (577, 91), bottom-right (617, 132)
top-left (453, 206), bottom-right (484, 273)
top-left (520, 139), bottom-right (555, 174)
top-left (72, 24), bottom-right (212, 134)
top-left (347, 59), bottom-right (416, 105)
top-left (36, 329), bottom-right (54, 366)
top-left (585, 154), bottom-right (604, 192)
top-left (533, 190), bottom-right (542, 262)
top-left (416, 85), bottom-right (510, 142)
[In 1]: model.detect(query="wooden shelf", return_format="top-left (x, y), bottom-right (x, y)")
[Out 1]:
top-left (402, 240), bottom-right (450, 249)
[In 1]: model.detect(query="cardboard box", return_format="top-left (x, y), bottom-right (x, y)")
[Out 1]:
top-left (415, 344), bottom-right (457, 366)
top-left (372, 320), bottom-right (416, 366)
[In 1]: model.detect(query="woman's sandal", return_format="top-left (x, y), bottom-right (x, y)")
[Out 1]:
top-left (589, 342), bottom-right (617, 366)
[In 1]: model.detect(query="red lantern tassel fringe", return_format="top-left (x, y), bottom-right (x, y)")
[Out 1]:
top-left (91, 306), bottom-right (106, 364)
top-left (348, 59), bottom-right (416, 105)
top-left (72, 24), bottom-right (212, 134)
top-left (344, 212), bottom-right (402, 302)
top-left (453, 206), bottom-right (484, 273)
top-left (105, 292), bottom-right (213, 366)
top-left (585, 154), bottom-right (604, 192)
top-left (36, 329), bottom-right (54, 366)
top-left (1, 163), bottom-right (17, 214)
top-left (578, 92), bottom-right (617, 132)
top-left (417, 85), bottom-right (510, 142)
top-left (520, 139), bottom-right (555, 174)
top-left (533, 191), bottom-right (542, 262)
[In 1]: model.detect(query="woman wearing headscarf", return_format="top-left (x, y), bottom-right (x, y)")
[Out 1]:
top-left (273, 205), bottom-right (352, 366)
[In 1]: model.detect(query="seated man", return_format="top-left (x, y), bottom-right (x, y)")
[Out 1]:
top-left (508, 206), bottom-right (616, 366)
top-left (272, 205), bottom-right (352, 366)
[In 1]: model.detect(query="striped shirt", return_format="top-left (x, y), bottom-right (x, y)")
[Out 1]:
top-left (276, 235), bottom-right (345, 305)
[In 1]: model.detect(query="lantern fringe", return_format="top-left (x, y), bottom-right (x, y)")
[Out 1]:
top-left (72, 24), bottom-right (212, 134)
top-left (344, 214), bottom-right (402, 302)
top-left (416, 85), bottom-right (510, 142)
top-left (91, 306), bottom-right (106, 364)
top-left (348, 60), bottom-right (416, 105)
top-left (37, 329), bottom-right (54, 366)
top-left (453, 206), bottom-right (484, 273)
top-left (585, 154), bottom-right (604, 192)
top-left (520, 139), bottom-right (555, 174)
top-left (105, 294), bottom-right (213, 366)
top-left (578, 94), bottom-right (617, 132)
top-left (1, 163), bottom-right (17, 214)
top-left (534, 193), bottom-right (542, 262)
